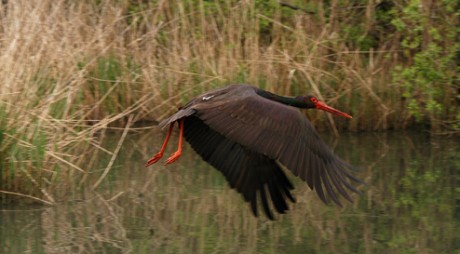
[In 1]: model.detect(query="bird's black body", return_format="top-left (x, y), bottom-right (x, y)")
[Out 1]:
top-left (154, 84), bottom-right (362, 219)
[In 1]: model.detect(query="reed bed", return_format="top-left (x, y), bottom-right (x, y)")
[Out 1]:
top-left (0, 1), bottom-right (458, 200)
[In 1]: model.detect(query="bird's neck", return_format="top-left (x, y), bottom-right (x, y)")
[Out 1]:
top-left (257, 90), bottom-right (307, 108)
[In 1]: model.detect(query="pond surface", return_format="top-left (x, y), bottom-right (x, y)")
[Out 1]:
top-left (1, 130), bottom-right (459, 253)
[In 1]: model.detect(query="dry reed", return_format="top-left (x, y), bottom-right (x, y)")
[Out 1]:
top-left (0, 1), bottom-right (457, 200)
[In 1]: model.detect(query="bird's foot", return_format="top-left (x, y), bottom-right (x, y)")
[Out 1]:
top-left (145, 153), bottom-right (163, 167)
top-left (165, 151), bottom-right (181, 165)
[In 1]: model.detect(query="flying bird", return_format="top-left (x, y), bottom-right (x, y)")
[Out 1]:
top-left (146, 84), bottom-right (362, 219)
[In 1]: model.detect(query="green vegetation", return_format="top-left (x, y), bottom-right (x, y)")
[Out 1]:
top-left (390, 0), bottom-right (460, 131)
top-left (0, 1), bottom-right (458, 201)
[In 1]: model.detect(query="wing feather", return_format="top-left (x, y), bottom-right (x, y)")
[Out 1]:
top-left (183, 115), bottom-right (295, 220)
top-left (195, 88), bottom-right (361, 205)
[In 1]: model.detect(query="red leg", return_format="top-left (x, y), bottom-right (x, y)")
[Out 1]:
top-left (145, 123), bottom-right (174, 167)
top-left (165, 119), bottom-right (184, 165)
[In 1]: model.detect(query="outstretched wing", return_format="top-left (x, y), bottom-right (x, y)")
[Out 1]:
top-left (183, 116), bottom-right (295, 220)
top-left (195, 88), bottom-right (362, 206)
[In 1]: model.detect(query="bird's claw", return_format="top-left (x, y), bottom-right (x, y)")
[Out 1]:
top-left (165, 152), bottom-right (181, 165)
top-left (145, 153), bottom-right (163, 167)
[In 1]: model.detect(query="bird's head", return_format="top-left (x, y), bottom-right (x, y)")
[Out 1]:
top-left (297, 96), bottom-right (352, 119)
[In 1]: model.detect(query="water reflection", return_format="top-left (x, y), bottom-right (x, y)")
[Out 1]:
top-left (1, 130), bottom-right (459, 253)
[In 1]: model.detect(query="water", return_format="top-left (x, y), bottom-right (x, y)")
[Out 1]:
top-left (1, 130), bottom-right (459, 253)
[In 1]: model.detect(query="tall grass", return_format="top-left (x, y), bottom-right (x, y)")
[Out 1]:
top-left (0, 0), bottom-right (458, 201)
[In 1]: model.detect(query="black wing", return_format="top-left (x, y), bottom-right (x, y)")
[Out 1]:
top-left (183, 116), bottom-right (295, 220)
top-left (196, 89), bottom-right (362, 206)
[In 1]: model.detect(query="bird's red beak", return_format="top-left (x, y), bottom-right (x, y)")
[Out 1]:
top-left (315, 101), bottom-right (352, 119)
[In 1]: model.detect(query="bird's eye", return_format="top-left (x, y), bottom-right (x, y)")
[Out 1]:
top-left (310, 97), bottom-right (318, 103)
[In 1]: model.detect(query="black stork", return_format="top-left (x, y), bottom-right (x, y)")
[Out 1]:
top-left (146, 84), bottom-right (362, 219)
